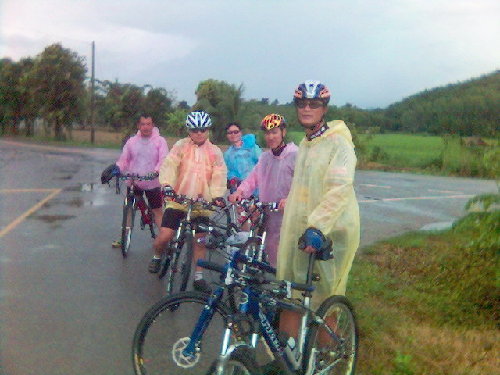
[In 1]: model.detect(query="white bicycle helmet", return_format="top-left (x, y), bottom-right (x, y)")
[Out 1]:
top-left (294, 80), bottom-right (330, 104)
top-left (185, 111), bottom-right (212, 129)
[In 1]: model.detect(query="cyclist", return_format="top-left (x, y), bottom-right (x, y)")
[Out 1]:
top-left (228, 114), bottom-right (298, 267)
top-left (151, 111), bottom-right (227, 293)
top-left (109, 114), bottom-right (169, 247)
top-left (277, 81), bottom-right (360, 353)
top-left (224, 122), bottom-right (262, 193)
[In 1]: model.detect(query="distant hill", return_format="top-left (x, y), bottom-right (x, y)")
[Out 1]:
top-left (381, 70), bottom-right (499, 136)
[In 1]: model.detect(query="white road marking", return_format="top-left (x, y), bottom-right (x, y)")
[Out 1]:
top-left (358, 194), bottom-right (474, 203)
top-left (427, 189), bottom-right (464, 194)
top-left (359, 183), bottom-right (392, 189)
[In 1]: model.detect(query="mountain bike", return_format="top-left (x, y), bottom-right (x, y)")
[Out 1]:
top-left (132, 205), bottom-right (358, 375)
top-left (157, 193), bottom-right (233, 295)
top-left (115, 173), bottom-right (157, 258)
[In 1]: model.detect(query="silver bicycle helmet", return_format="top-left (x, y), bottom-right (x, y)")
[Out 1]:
top-left (294, 80), bottom-right (330, 104)
top-left (185, 111), bottom-right (213, 129)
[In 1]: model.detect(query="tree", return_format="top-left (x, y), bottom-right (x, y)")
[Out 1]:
top-left (28, 43), bottom-right (87, 139)
top-left (193, 79), bottom-right (244, 142)
top-left (0, 58), bottom-right (21, 134)
top-left (164, 109), bottom-right (189, 137)
top-left (143, 87), bottom-right (173, 128)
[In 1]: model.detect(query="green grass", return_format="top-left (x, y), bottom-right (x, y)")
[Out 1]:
top-left (361, 133), bottom-right (444, 168)
top-left (288, 132), bottom-right (445, 168)
top-left (347, 207), bottom-right (499, 375)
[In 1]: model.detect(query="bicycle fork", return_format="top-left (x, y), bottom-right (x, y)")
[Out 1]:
top-left (181, 288), bottom-right (225, 358)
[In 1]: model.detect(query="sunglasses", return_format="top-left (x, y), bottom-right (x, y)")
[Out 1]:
top-left (295, 99), bottom-right (324, 109)
top-left (226, 130), bottom-right (240, 135)
top-left (189, 128), bottom-right (208, 133)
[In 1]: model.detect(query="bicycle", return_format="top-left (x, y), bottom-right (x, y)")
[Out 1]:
top-left (114, 173), bottom-right (158, 258)
top-left (132, 206), bottom-right (358, 375)
top-left (157, 193), bottom-right (233, 296)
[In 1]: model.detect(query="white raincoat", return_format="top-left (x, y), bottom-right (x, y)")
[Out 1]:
top-left (277, 120), bottom-right (360, 308)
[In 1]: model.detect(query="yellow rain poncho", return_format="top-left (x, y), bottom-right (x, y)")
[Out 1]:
top-left (277, 120), bottom-right (360, 308)
top-left (159, 137), bottom-right (227, 213)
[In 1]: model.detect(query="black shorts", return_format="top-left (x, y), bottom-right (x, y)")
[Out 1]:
top-left (161, 208), bottom-right (209, 232)
top-left (128, 187), bottom-right (162, 209)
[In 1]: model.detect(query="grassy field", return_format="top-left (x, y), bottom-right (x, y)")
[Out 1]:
top-left (287, 131), bottom-right (498, 178)
top-left (360, 134), bottom-right (444, 168)
top-left (287, 132), bottom-right (444, 167)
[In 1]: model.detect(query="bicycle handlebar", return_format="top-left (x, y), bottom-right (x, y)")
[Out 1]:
top-left (196, 259), bottom-right (314, 294)
top-left (196, 259), bottom-right (226, 274)
top-left (114, 172), bottom-right (158, 194)
top-left (239, 198), bottom-right (279, 212)
top-left (119, 172), bottom-right (158, 181)
top-left (162, 190), bottom-right (225, 211)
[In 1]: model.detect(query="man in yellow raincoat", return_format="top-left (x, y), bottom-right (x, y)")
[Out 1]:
top-left (151, 111), bottom-right (227, 293)
top-left (277, 80), bottom-right (360, 335)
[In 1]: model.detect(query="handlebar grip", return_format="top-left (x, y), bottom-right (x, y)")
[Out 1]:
top-left (196, 259), bottom-right (225, 274)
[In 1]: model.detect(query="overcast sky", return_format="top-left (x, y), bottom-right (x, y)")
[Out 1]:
top-left (1, 0), bottom-right (499, 108)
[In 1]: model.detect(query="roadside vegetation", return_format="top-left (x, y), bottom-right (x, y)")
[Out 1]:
top-left (348, 193), bottom-right (499, 375)
top-left (286, 131), bottom-right (499, 179)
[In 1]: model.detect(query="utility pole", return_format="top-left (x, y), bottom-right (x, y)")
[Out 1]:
top-left (90, 41), bottom-right (95, 144)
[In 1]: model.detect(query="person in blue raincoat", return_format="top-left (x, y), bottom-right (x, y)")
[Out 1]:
top-left (224, 122), bottom-right (262, 194)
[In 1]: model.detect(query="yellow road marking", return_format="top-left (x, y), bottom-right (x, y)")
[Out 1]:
top-left (0, 188), bottom-right (62, 238)
top-left (0, 188), bottom-right (59, 193)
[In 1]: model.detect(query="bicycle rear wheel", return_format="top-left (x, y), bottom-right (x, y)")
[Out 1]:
top-left (132, 291), bottom-right (229, 375)
top-left (304, 295), bottom-right (358, 375)
top-left (121, 200), bottom-right (135, 258)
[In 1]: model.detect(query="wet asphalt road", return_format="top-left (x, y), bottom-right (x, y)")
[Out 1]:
top-left (0, 139), bottom-right (497, 375)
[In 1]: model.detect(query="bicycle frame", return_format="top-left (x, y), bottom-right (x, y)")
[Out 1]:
top-left (115, 174), bottom-right (155, 228)
top-left (183, 250), bottom-right (347, 375)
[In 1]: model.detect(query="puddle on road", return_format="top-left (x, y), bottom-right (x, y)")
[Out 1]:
top-left (29, 215), bottom-right (76, 223)
top-left (64, 183), bottom-right (107, 192)
top-left (43, 197), bottom-right (84, 208)
top-left (56, 183), bottom-right (111, 207)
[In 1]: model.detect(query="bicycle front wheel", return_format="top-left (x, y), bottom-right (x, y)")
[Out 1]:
top-left (121, 201), bottom-right (135, 258)
top-left (132, 291), bottom-right (229, 375)
top-left (207, 346), bottom-right (260, 375)
top-left (304, 295), bottom-right (358, 375)
top-left (165, 230), bottom-right (193, 294)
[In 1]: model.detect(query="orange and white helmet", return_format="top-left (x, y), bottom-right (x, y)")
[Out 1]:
top-left (261, 114), bottom-right (286, 131)
top-left (293, 80), bottom-right (330, 104)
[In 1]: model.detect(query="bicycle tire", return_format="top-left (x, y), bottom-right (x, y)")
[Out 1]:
top-left (149, 216), bottom-right (156, 239)
top-left (164, 229), bottom-right (193, 295)
top-left (206, 346), bottom-right (260, 375)
top-left (157, 252), bottom-right (171, 280)
top-left (304, 295), bottom-right (358, 375)
top-left (132, 291), bottom-right (230, 375)
top-left (180, 229), bottom-right (194, 292)
top-left (121, 200), bottom-right (135, 258)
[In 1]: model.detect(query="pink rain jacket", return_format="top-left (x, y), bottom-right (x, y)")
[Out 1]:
top-left (236, 142), bottom-right (298, 266)
top-left (159, 137), bottom-right (227, 207)
top-left (116, 127), bottom-right (169, 190)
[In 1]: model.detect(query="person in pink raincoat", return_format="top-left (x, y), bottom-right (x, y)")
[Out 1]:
top-left (229, 113), bottom-right (298, 267)
top-left (112, 114), bottom-right (169, 247)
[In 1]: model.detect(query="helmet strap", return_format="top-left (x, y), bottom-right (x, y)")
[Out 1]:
top-left (272, 141), bottom-right (286, 156)
top-left (306, 122), bottom-right (329, 141)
